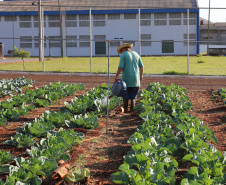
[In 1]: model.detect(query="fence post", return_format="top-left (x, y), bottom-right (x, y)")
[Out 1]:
top-left (0, 44), bottom-right (4, 59)
top-left (41, 6), bottom-right (45, 72)
top-left (106, 40), bottom-right (111, 134)
top-left (12, 7), bottom-right (15, 54)
top-left (38, 0), bottom-right (43, 62)
top-left (187, 8), bottom-right (190, 75)
top-left (207, 0), bottom-right (211, 55)
top-left (89, 7), bottom-right (92, 73)
top-left (138, 8), bottom-right (141, 56)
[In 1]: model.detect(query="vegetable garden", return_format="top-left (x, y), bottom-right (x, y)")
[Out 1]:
top-left (0, 73), bottom-right (225, 185)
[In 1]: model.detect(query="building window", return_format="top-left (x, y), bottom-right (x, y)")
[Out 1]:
top-left (79, 35), bottom-right (90, 47)
top-left (169, 13), bottom-right (181, 25)
top-left (20, 36), bottom-right (32, 48)
top-left (93, 14), bottom-right (105, 27)
top-left (33, 15), bottom-right (46, 27)
top-left (110, 41), bottom-right (120, 47)
top-left (162, 40), bottom-right (174, 53)
top-left (34, 36), bottom-right (47, 48)
top-left (108, 14), bottom-right (120, 20)
top-left (183, 13), bottom-right (196, 25)
top-left (48, 15), bottom-right (60, 27)
top-left (184, 34), bottom-right (196, 45)
top-left (66, 35), bottom-right (77, 47)
top-left (5, 16), bottom-right (17, 21)
top-left (140, 13), bottom-right (151, 26)
top-left (154, 13), bottom-right (167, 26)
top-left (19, 16), bottom-right (32, 28)
top-left (202, 36), bottom-right (212, 40)
top-left (141, 34), bottom-right (151, 46)
top-left (94, 35), bottom-right (106, 41)
top-left (79, 15), bottom-right (89, 27)
top-left (93, 21), bottom-right (105, 27)
top-left (124, 14), bottom-right (136, 19)
top-left (123, 40), bottom-right (135, 46)
top-left (66, 15), bottom-right (77, 27)
top-left (49, 36), bottom-right (61, 47)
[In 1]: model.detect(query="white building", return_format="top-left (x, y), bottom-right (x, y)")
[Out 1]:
top-left (0, 0), bottom-right (199, 57)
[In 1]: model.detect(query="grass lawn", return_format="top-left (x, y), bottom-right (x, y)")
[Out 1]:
top-left (0, 56), bottom-right (225, 76)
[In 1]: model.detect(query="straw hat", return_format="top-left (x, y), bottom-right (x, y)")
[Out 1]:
top-left (117, 43), bottom-right (133, 54)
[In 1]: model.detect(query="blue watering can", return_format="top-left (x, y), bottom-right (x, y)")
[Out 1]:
top-left (112, 79), bottom-right (126, 97)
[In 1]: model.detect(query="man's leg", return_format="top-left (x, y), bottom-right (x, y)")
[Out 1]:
top-left (123, 98), bottom-right (129, 113)
top-left (130, 99), bottom-right (136, 113)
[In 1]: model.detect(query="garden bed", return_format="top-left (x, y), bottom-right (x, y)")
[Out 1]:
top-left (0, 72), bottom-right (225, 184)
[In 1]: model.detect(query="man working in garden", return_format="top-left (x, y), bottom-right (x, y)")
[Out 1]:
top-left (114, 43), bottom-right (144, 113)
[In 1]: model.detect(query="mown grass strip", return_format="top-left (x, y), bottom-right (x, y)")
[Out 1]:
top-left (0, 56), bottom-right (225, 75)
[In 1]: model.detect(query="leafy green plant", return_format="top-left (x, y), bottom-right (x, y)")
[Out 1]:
top-left (218, 88), bottom-right (226, 104)
top-left (0, 150), bottom-right (15, 165)
top-left (47, 128), bottom-right (84, 146)
top-left (26, 146), bottom-right (71, 162)
top-left (64, 95), bottom-right (94, 114)
top-left (3, 165), bottom-right (42, 185)
top-left (197, 60), bottom-right (205, 63)
top-left (94, 95), bottom-right (122, 114)
top-left (5, 133), bottom-right (36, 148)
top-left (17, 120), bottom-right (55, 138)
top-left (0, 101), bottom-right (14, 110)
top-left (42, 110), bottom-right (66, 127)
top-left (33, 99), bottom-right (51, 107)
top-left (2, 108), bottom-right (20, 121)
top-left (182, 145), bottom-right (226, 179)
top-left (15, 156), bottom-right (57, 178)
top-left (0, 118), bottom-right (7, 126)
top-left (86, 84), bottom-right (109, 99)
top-left (2, 156), bottom-right (57, 185)
top-left (0, 76), bottom-right (34, 97)
top-left (65, 168), bottom-right (90, 183)
top-left (163, 70), bottom-right (187, 75)
top-left (26, 128), bottom-right (84, 161)
top-left (66, 112), bottom-right (99, 129)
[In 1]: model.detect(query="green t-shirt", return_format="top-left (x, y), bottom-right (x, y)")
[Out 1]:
top-left (118, 51), bottom-right (144, 87)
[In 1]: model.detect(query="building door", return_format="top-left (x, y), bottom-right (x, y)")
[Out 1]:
top-left (94, 35), bottom-right (106, 55)
top-left (162, 40), bottom-right (174, 53)
top-left (95, 42), bottom-right (106, 55)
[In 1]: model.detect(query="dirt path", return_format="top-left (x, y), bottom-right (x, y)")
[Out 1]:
top-left (0, 71), bottom-right (225, 90)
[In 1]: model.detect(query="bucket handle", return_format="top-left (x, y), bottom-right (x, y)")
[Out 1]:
top-left (113, 79), bottom-right (122, 86)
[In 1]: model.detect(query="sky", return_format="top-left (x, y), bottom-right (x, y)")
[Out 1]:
top-left (198, 0), bottom-right (226, 22)
top-left (0, 0), bottom-right (225, 23)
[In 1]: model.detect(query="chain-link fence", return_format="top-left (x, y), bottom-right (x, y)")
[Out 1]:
top-left (0, 3), bottom-right (225, 76)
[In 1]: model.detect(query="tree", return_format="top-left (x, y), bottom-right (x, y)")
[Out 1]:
top-left (13, 46), bottom-right (31, 71)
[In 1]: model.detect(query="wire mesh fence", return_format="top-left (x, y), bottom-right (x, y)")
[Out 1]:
top-left (0, 3), bottom-right (225, 76)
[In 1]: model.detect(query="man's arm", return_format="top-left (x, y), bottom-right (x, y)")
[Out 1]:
top-left (115, 67), bottom-right (123, 82)
top-left (140, 66), bottom-right (144, 81)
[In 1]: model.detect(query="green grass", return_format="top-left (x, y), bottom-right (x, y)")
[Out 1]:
top-left (0, 56), bottom-right (225, 76)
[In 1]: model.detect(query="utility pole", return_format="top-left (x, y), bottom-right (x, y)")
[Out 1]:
top-left (207, 0), bottom-right (211, 55)
top-left (38, 0), bottom-right (44, 62)
top-left (58, 0), bottom-right (64, 57)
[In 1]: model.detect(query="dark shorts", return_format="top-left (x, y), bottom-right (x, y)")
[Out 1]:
top-left (123, 87), bottom-right (139, 100)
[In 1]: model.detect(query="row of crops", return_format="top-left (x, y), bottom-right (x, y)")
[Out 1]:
top-left (110, 82), bottom-right (226, 185)
top-left (0, 77), bottom-right (34, 98)
top-left (0, 77), bottom-right (85, 125)
top-left (212, 88), bottom-right (226, 105)
top-left (0, 77), bottom-right (122, 184)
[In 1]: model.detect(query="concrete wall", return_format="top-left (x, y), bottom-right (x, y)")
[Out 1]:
top-left (0, 9), bottom-right (199, 57)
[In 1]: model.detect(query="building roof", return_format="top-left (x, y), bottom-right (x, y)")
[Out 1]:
top-left (0, 0), bottom-right (198, 13)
